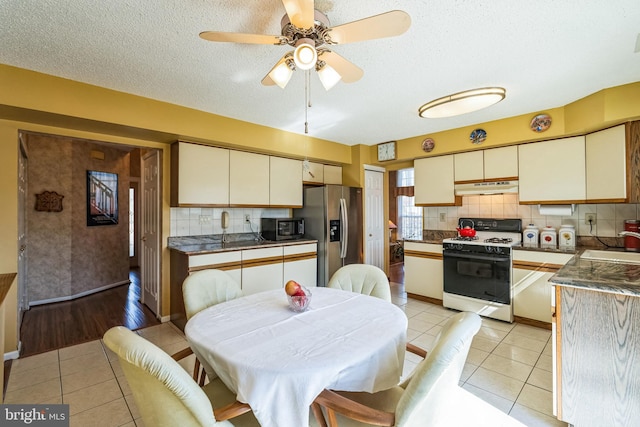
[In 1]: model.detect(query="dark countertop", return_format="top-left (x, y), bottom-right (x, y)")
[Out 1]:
top-left (550, 251), bottom-right (640, 297)
top-left (168, 237), bottom-right (318, 255)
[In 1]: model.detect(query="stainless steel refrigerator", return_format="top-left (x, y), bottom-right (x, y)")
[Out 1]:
top-left (294, 185), bottom-right (363, 286)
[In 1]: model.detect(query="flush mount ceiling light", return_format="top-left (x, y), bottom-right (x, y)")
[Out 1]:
top-left (418, 87), bottom-right (506, 119)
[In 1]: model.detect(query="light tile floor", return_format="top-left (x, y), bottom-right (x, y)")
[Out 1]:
top-left (4, 286), bottom-right (568, 427)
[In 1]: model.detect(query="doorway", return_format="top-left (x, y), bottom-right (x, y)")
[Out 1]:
top-left (17, 134), bottom-right (163, 354)
top-left (364, 165), bottom-right (385, 269)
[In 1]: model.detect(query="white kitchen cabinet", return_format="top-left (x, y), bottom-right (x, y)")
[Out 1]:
top-left (403, 242), bottom-right (443, 300)
top-left (585, 124), bottom-right (627, 202)
top-left (518, 136), bottom-right (586, 203)
top-left (241, 246), bottom-right (284, 295)
top-left (303, 161), bottom-right (324, 184)
top-left (512, 250), bottom-right (573, 323)
top-left (484, 146), bottom-right (519, 180)
top-left (323, 164), bottom-right (343, 185)
top-left (414, 155), bottom-right (460, 206)
top-left (454, 151), bottom-right (484, 182)
top-left (171, 142), bottom-right (230, 206)
top-left (283, 243), bottom-right (317, 288)
top-left (270, 156), bottom-right (303, 207)
top-left (454, 146), bottom-right (518, 183)
top-left (230, 151), bottom-right (270, 206)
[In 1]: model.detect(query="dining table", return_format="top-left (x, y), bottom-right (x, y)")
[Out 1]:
top-left (184, 286), bottom-right (408, 427)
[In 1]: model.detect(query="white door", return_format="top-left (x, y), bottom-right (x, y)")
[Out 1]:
top-left (17, 135), bottom-right (28, 343)
top-left (141, 150), bottom-right (161, 317)
top-left (364, 167), bottom-right (385, 269)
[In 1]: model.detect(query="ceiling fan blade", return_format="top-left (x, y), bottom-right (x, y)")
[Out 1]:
top-left (281, 0), bottom-right (315, 29)
top-left (328, 10), bottom-right (411, 44)
top-left (199, 31), bottom-right (282, 45)
top-left (318, 50), bottom-right (363, 83)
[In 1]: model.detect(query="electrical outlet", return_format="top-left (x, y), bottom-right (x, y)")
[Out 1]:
top-left (199, 215), bottom-right (211, 224)
top-left (245, 214), bottom-right (250, 223)
top-left (585, 213), bottom-right (597, 225)
top-left (439, 213), bottom-right (446, 222)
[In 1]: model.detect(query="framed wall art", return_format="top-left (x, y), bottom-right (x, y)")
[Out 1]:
top-left (86, 170), bottom-right (119, 226)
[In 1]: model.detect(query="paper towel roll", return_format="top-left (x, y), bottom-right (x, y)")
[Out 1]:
top-left (538, 204), bottom-right (574, 216)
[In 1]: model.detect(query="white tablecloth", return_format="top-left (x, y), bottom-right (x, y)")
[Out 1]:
top-left (185, 287), bottom-right (407, 427)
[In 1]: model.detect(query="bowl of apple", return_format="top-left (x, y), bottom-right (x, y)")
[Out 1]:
top-left (285, 280), bottom-right (311, 312)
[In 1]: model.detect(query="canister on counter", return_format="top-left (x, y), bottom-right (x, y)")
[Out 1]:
top-left (523, 224), bottom-right (539, 247)
top-left (540, 226), bottom-right (557, 249)
top-left (624, 219), bottom-right (640, 252)
top-left (558, 224), bottom-right (576, 249)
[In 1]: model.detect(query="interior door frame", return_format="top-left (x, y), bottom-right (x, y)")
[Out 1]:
top-left (16, 133), bottom-right (28, 350)
top-left (141, 149), bottom-right (162, 318)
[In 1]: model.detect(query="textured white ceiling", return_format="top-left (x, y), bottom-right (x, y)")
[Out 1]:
top-left (2, 1), bottom-right (640, 146)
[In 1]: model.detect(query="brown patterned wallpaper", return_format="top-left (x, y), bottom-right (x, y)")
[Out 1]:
top-left (25, 133), bottom-right (130, 304)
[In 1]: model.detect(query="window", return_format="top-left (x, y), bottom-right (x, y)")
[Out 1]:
top-left (396, 168), bottom-right (422, 240)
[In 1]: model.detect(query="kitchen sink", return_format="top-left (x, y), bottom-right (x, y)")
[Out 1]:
top-left (580, 249), bottom-right (640, 264)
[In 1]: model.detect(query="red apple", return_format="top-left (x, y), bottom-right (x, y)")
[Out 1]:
top-left (293, 289), bottom-right (306, 297)
top-left (285, 280), bottom-right (301, 296)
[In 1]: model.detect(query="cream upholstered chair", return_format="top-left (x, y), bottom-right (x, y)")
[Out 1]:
top-left (327, 264), bottom-right (392, 302)
top-left (312, 312), bottom-right (526, 427)
top-left (327, 264), bottom-right (426, 358)
top-left (103, 326), bottom-right (259, 427)
top-left (182, 269), bottom-right (244, 385)
top-left (183, 269), bottom-right (244, 320)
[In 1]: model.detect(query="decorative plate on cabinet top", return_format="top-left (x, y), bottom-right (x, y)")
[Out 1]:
top-left (530, 113), bottom-right (552, 132)
top-left (421, 137), bottom-right (435, 152)
top-left (469, 129), bottom-right (487, 144)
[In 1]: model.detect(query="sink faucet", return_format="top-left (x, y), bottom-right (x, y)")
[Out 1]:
top-left (619, 231), bottom-right (640, 239)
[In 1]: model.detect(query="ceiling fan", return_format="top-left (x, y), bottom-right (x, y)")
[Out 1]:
top-left (200, 0), bottom-right (411, 90)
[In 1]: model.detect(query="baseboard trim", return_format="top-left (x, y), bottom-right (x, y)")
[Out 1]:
top-left (29, 280), bottom-right (130, 306)
top-left (513, 315), bottom-right (552, 330)
top-left (406, 293), bottom-right (443, 306)
top-left (4, 349), bottom-right (19, 361)
top-left (160, 315), bottom-right (171, 323)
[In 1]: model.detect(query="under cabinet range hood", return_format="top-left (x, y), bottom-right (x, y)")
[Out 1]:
top-left (454, 180), bottom-right (519, 195)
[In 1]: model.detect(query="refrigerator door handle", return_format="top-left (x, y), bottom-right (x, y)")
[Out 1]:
top-left (340, 198), bottom-right (348, 259)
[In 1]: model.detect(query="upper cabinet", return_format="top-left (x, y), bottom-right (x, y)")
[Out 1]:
top-left (585, 124), bottom-right (627, 202)
top-left (454, 146), bottom-right (518, 183)
top-left (323, 164), bottom-right (343, 185)
top-left (270, 156), bottom-right (303, 207)
top-left (230, 151), bottom-right (270, 206)
top-left (518, 136), bottom-right (586, 204)
top-left (171, 142), bottom-right (229, 206)
top-left (415, 155), bottom-right (461, 206)
top-left (302, 161), bottom-right (342, 185)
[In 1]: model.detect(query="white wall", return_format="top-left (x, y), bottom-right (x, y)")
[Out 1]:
top-left (424, 194), bottom-right (639, 237)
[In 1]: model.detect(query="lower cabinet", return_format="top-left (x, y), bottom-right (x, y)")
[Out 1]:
top-left (170, 242), bottom-right (318, 330)
top-left (512, 251), bottom-right (573, 324)
top-left (403, 242), bottom-right (443, 301)
top-left (283, 243), bottom-right (317, 288)
top-left (241, 247), bottom-right (284, 295)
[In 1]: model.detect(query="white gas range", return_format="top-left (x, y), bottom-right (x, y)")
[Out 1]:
top-left (442, 218), bottom-right (522, 322)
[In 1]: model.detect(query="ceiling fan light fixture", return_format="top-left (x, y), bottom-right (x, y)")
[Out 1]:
top-left (268, 55), bottom-right (295, 89)
top-left (317, 62), bottom-right (342, 90)
top-left (293, 38), bottom-right (317, 70)
top-left (418, 87), bottom-right (506, 118)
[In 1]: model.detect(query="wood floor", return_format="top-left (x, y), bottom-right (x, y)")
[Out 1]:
top-left (18, 268), bottom-right (160, 358)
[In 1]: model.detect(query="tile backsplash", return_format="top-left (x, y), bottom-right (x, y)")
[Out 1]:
top-left (424, 194), bottom-right (639, 237)
top-left (170, 207), bottom-right (290, 237)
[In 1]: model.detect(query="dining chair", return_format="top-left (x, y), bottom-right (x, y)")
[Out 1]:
top-left (311, 311), bottom-right (526, 427)
top-left (103, 326), bottom-right (259, 427)
top-left (327, 264), bottom-right (392, 302)
top-left (182, 269), bottom-right (245, 385)
top-left (327, 264), bottom-right (426, 359)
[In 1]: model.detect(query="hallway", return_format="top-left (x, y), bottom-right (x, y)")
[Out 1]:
top-left (18, 269), bottom-right (159, 357)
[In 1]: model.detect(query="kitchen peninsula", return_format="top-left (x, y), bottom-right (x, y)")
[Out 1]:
top-left (168, 237), bottom-right (317, 330)
top-left (550, 253), bottom-right (640, 426)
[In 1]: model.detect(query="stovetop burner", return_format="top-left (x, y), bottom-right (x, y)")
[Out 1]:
top-left (450, 236), bottom-right (479, 241)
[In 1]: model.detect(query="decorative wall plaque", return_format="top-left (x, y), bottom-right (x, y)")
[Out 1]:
top-left (35, 191), bottom-right (64, 212)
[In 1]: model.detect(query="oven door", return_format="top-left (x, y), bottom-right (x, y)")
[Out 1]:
top-left (443, 249), bottom-right (511, 304)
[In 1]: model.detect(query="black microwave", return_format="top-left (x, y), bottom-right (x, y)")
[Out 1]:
top-left (261, 218), bottom-right (305, 241)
